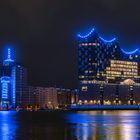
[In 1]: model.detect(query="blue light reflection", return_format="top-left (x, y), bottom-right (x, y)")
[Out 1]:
top-left (0, 111), bottom-right (17, 140)
top-left (66, 111), bottom-right (140, 140)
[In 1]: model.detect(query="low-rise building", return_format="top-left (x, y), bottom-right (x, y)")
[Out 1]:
top-left (79, 80), bottom-right (140, 105)
top-left (23, 86), bottom-right (78, 109)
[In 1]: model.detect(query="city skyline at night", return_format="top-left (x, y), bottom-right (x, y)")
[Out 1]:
top-left (1, 1), bottom-right (140, 89)
top-left (2, 26), bottom-right (140, 88)
top-left (1, 1), bottom-right (140, 140)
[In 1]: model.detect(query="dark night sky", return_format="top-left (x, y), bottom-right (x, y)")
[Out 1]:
top-left (0, 0), bottom-right (140, 88)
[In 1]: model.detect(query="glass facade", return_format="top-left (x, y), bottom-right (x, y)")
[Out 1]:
top-left (106, 60), bottom-right (139, 82)
top-left (78, 28), bottom-right (140, 83)
top-left (0, 48), bottom-right (27, 109)
top-left (0, 76), bottom-right (11, 107)
top-left (78, 28), bottom-right (140, 105)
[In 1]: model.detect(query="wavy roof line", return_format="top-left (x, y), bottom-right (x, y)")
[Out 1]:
top-left (121, 48), bottom-right (140, 55)
top-left (78, 27), bottom-right (140, 55)
top-left (77, 28), bottom-right (95, 38)
top-left (99, 37), bottom-right (116, 43)
top-left (77, 28), bottom-right (116, 43)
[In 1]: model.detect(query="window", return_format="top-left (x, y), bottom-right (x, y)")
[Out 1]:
top-left (81, 86), bottom-right (88, 91)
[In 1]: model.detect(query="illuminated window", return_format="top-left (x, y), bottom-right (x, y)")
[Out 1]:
top-left (81, 86), bottom-right (88, 91)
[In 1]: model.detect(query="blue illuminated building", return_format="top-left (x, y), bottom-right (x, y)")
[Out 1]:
top-left (78, 28), bottom-right (140, 83)
top-left (77, 27), bottom-right (140, 105)
top-left (0, 76), bottom-right (11, 107)
top-left (0, 48), bottom-right (27, 109)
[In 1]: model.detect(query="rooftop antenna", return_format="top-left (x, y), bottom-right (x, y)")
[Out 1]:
top-left (8, 48), bottom-right (11, 59)
top-left (4, 48), bottom-right (14, 65)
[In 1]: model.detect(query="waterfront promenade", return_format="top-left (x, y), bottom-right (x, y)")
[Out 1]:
top-left (69, 104), bottom-right (140, 110)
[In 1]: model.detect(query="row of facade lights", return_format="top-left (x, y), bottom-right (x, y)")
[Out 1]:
top-left (78, 100), bottom-right (137, 105)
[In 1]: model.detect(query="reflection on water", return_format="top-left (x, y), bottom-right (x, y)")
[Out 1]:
top-left (0, 111), bottom-right (140, 139)
top-left (0, 111), bottom-right (17, 140)
top-left (66, 111), bottom-right (140, 140)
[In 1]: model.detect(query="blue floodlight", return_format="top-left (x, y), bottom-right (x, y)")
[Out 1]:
top-left (7, 48), bottom-right (12, 59)
top-left (11, 67), bottom-right (16, 106)
top-left (99, 37), bottom-right (116, 43)
top-left (121, 48), bottom-right (140, 55)
top-left (77, 28), bottom-right (95, 38)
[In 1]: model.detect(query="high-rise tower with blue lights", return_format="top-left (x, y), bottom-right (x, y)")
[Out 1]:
top-left (0, 48), bottom-right (27, 108)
